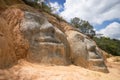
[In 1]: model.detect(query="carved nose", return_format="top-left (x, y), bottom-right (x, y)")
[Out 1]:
top-left (87, 45), bottom-right (96, 51)
top-left (40, 23), bottom-right (55, 37)
top-left (46, 26), bottom-right (55, 34)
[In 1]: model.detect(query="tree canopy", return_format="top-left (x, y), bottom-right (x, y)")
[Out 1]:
top-left (70, 17), bottom-right (95, 37)
top-left (94, 37), bottom-right (120, 56)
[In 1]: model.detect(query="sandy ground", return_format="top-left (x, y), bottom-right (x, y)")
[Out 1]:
top-left (0, 57), bottom-right (120, 80)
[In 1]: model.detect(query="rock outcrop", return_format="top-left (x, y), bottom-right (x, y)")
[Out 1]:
top-left (0, 0), bottom-right (109, 79)
top-left (44, 12), bottom-right (108, 72)
top-left (0, 17), bottom-right (17, 69)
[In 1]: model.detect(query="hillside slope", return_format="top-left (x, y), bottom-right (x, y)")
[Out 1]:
top-left (0, 0), bottom-right (120, 80)
top-left (0, 59), bottom-right (120, 80)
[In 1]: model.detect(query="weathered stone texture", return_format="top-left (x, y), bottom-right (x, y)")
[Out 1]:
top-left (0, 0), bottom-right (108, 74)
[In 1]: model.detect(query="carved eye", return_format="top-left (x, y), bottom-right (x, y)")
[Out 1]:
top-left (30, 26), bottom-right (40, 34)
top-left (48, 26), bottom-right (55, 34)
top-left (20, 21), bottom-right (40, 35)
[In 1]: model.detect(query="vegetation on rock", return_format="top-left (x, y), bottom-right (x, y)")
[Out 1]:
top-left (94, 37), bottom-right (120, 56)
top-left (70, 17), bottom-right (95, 37)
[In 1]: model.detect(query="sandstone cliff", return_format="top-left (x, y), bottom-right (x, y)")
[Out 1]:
top-left (0, 0), bottom-right (120, 80)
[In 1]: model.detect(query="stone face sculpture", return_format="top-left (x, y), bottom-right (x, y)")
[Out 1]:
top-left (20, 11), bottom-right (70, 65)
top-left (66, 30), bottom-right (108, 72)
top-left (0, 5), bottom-right (108, 73)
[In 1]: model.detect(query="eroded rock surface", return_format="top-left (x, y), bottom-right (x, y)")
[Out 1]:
top-left (0, 17), bottom-right (17, 69)
top-left (0, 1), bottom-right (110, 80)
top-left (20, 11), bottom-right (70, 65)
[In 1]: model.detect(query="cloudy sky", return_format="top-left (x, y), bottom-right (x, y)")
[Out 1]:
top-left (49, 0), bottom-right (120, 40)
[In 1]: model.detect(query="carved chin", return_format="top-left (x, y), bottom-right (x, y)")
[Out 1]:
top-left (27, 41), bottom-right (67, 65)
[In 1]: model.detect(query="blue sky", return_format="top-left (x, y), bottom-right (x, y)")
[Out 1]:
top-left (49, 0), bottom-right (120, 40)
top-left (95, 18), bottom-right (120, 31)
top-left (50, 0), bottom-right (65, 5)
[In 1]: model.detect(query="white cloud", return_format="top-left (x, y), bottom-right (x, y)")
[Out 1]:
top-left (60, 0), bottom-right (120, 25)
top-left (97, 22), bottom-right (120, 40)
top-left (50, 2), bottom-right (63, 14)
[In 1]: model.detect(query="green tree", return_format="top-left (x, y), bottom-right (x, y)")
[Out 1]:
top-left (70, 17), bottom-right (80, 28)
top-left (23, 0), bottom-right (52, 12)
top-left (70, 17), bottom-right (95, 37)
top-left (93, 37), bottom-right (120, 56)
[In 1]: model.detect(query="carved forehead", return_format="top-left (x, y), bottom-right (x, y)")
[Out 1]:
top-left (20, 11), bottom-right (64, 33)
top-left (20, 11), bottom-right (46, 31)
top-left (23, 11), bottom-right (47, 23)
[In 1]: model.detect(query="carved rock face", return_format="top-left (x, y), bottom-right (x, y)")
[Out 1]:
top-left (20, 12), bottom-right (69, 65)
top-left (0, 6), bottom-right (108, 73)
top-left (65, 30), bottom-right (89, 67)
top-left (66, 30), bottom-right (108, 72)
